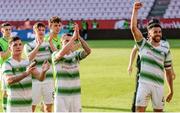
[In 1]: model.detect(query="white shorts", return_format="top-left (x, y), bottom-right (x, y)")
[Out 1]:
top-left (54, 95), bottom-right (81, 112)
top-left (32, 82), bottom-right (54, 105)
top-left (7, 106), bottom-right (32, 112)
top-left (136, 82), bottom-right (164, 109)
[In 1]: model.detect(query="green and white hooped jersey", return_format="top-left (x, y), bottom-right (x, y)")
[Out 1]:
top-left (137, 38), bottom-right (172, 87)
top-left (160, 40), bottom-right (170, 49)
top-left (2, 58), bottom-right (32, 110)
top-left (52, 50), bottom-right (86, 96)
top-left (134, 39), bottom-right (170, 74)
top-left (25, 40), bottom-right (53, 83)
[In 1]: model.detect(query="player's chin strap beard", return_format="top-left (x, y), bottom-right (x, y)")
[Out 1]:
top-left (153, 38), bottom-right (160, 43)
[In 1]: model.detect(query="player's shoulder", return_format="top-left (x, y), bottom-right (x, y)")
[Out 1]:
top-left (160, 40), bottom-right (170, 52)
top-left (3, 57), bottom-right (13, 65)
top-left (21, 58), bottom-right (30, 65)
top-left (160, 40), bottom-right (169, 48)
top-left (0, 37), bottom-right (8, 44)
top-left (25, 40), bottom-right (36, 48)
top-left (158, 43), bottom-right (169, 54)
top-left (27, 40), bottom-right (35, 45)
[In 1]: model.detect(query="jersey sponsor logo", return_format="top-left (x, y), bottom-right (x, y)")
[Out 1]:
top-left (16, 68), bottom-right (19, 72)
top-left (62, 65), bottom-right (78, 70)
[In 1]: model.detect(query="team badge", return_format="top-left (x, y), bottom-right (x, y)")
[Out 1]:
top-left (16, 68), bottom-right (19, 71)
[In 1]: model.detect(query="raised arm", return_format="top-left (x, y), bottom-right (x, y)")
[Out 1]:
top-left (77, 24), bottom-right (91, 57)
top-left (78, 37), bottom-right (91, 57)
top-left (27, 40), bottom-right (42, 61)
top-left (127, 46), bottom-right (138, 75)
top-left (130, 1), bottom-right (144, 42)
top-left (54, 26), bottom-right (78, 61)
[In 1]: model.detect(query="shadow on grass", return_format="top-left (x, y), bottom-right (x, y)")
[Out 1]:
top-left (82, 105), bottom-right (130, 112)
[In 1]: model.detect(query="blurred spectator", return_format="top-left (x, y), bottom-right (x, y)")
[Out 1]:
top-left (114, 19), bottom-right (129, 29)
top-left (67, 19), bottom-right (74, 34)
top-left (91, 19), bottom-right (99, 29)
top-left (23, 18), bottom-right (32, 30)
top-left (81, 19), bottom-right (88, 40)
top-left (123, 19), bottom-right (129, 29)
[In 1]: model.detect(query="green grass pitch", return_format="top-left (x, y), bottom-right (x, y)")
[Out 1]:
top-left (0, 39), bottom-right (180, 112)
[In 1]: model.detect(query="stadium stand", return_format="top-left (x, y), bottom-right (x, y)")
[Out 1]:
top-left (164, 0), bottom-right (180, 18)
top-left (148, 0), bottom-right (170, 18)
top-left (0, 0), bottom-right (180, 30)
top-left (0, 0), bottom-right (155, 21)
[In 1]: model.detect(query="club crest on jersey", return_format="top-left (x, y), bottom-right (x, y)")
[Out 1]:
top-left (16, 68), bottom-right (19, 71)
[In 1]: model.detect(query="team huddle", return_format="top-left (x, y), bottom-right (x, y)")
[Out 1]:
top-left (0, 1), bottom-right (175, 112)
top-left (0, 16), bottom-right (91, 112)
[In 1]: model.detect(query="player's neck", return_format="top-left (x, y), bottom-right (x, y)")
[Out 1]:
top-left (36, 37), bottom-right (44, 43)
top-left (52, 33), bottom-right (58, 39)
top-left (3, 35), bottom-right (11, 41)
top-left (12, 54), bottom-right (22, 62)
top-left (150, 40), bottom-right (160, 47)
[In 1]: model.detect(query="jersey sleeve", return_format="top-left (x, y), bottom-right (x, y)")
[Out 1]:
top-left (2, 61), bottom-right (13, 75)
top-left (75, 50), bottom-right (87, 61)
top-left (24, 43), bottom-right (33, 57)
top-left (164, 50), bottom-right (172, 70)
top-left (136, 38), bottom-right (146, 50)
